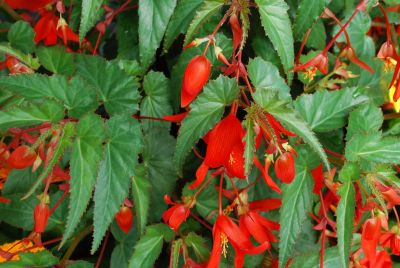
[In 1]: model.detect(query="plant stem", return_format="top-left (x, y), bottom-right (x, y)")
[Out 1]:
top-left (0, 0), bottom-right (22, 20)
top-left (60, 225), bottom-right (93, 266)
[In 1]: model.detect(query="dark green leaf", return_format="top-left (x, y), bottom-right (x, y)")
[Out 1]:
top-left (347, 103), bottom-right (383, 141)
top-left (184, 0), bottom-right (225, 45)
top-left (0, 43), bottom-right (39, 70)
top-left (62, 114), bottom-right (105, 247)
top-left (2, 168), bottom-right (39, 195)
top-left (76, 55), bottom-right (140, 116)
top-left (138, 0), bottom-right (177, 69)
top-left (306, 20), bottom-right (326, 50)
top-left (294, 0), bottom-right (328, 40)
top-left (36, 46), bottom-right (75, 75)
top-left (290, 247), bottom-right (340, 268)
top-left (185, 232), bottom-right (210, 261)
top-left (255, 0), bottom-right (294, 80)
top-left (0, 100), bottom-right (64, 131)
top-left (279, 146), bottom-right (318, 268)
top-left (117, 12), bottom-right (138, 60)
top-left (80, 0), bottom-right (105, 41)
top-left (68, 261), bottom-right (94, 268)
top-left (175, 76), bottom-right (239, 174)
top-left (336, 179), bottom-right (355, 268)
top-left (131, 164), bottom-right (151, 235)
top-left (294, 88), bottom-right (368, 132)
top-left (128, 224), bottom-right (175, 268)
top-left (243, 117), bottom-right (256, 176)
top-left (170, 239), bottom-right (183, 268)
top-left (0, 250), bottom-right (58, 268)
top-left (164, 0), bottom-right (203, 50)
top-left (92, 116), bottom-right (142, 253)
top-left (8, 21), bottom-right (35, 54)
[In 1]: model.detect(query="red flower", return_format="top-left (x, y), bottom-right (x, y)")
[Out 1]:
top-left (207, 214), bottom-right (269, 268)
top-left (340, 46), bottom-right (374, 73)
top-left (190, 114), bottom-right (245, 189)
top-left (34, 12), bottom-right (79, 46)
top-left (34, 203), bottom-right (51, 233)
top-left (294, 52), bottom-right (329, 75)
top-left (361, 218), bottom-right (382, 266)
top-left (5, 56), bottom-right (34, 74)
top-left (181, 55), bottom-right (211, 107)
top-left (115, 206), bottom-right (133, 234)
top-left (377, 41), bottom-right (397, 60)
top-left (5, 0), bottom-right (52, 11)
top-left (253, 156), bottom-right (281, 193)
top-left (162, 195), bottom-right (193, 231)
top-left (8, 145), bottom-right (37, 169)
top-left (274, 151), bottom-right (296, 184)
top-left (380, 226), bottom-right (400, 255)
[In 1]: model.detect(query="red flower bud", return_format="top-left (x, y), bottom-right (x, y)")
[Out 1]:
top-left (34, 203), bottom-right (51, 233)
top-left (8, 145), bottom-right (37, 169)
top-left (229, 13), bottom-right (242, 52)
top-left (377, 41), bottom-right (396, 60)
top-left (115, 206), bottom-right (133, 234)
top-left (274, 152), bottom-right (295, 184)
top-left (181, 55), bottom-right (211, 107)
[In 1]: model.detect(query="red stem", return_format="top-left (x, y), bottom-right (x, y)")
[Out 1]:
top-left (95, 230), bottom-right (110, 268)
top-left (190, 212), bottom-right (213, 231)
top-left (50, 189), bottom-right (68, 215)
top-left (218, 174), bottom-right (224, 215)
top-left (378, 3), bottom-right (393, 43)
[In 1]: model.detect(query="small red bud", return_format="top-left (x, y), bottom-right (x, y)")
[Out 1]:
top-left (229, 13), bottom-right (242, 52)
top-left (181, 55), bottom-right (211, 107)
top-left (34, 203), bottom-right (51, 233)
top-left (274, 152), bottom-right (296, 184)
top-left (377, 41), bottom-right (396, 60)
top-left (115, 206), bottom-right (133, 234)
top-left (8, 145), bottom-right (37, 169)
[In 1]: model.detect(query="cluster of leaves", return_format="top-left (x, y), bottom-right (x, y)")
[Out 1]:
top-left (0, 0), bottom-right (399, 267)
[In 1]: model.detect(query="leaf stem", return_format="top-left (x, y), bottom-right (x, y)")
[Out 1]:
top-left (60, 225), bottom-right (93, 266)
top-left (95, 230), bottom-right (110, 268)
top-left (0, 0), bottom-right (22, 21)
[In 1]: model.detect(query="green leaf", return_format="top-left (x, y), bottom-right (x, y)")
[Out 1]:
top-left (247, 57), bottom-right (291, 100)
top-left (306, 20), bottom-right (326, 50)
top-left (0, 74), bottom-right (97, 118)
top-left (185, 232), bottom-right (210, 261)
top-left (183, 0), bottom-right (225, 46)
top-left (0, 43), bottom-right (39, 70)
top-left (0, 250), bottom-right (58, 268)
top-left (36, 46), bottom-right (75, 75)
top-left (92, 116), bottom-right (142, 253)
top-left (80, 0), bottom-right (105, 41)
top-left (68, 261), bottom-right (94, 268)
top-left (116, 12), bottom-right (139, 61)
top-left (290, 247), bottom-right (340, 268)
top-left (0, 100), bottom-right (64, 130)
top-left (253, 90), bottom-right (330, 169)
top-left (128, 224), bottom-right (175, 268)
top-left (243, 117), bottom-right (256, 176)
top-left (347, 103), bottom-right (383, 141)
top-left (254, 0), bottom-right (294, 80)
top-left (279, 146), bottom-right (318, 268)
top-left (131, 164), bottom-right (151, 235)
top-left (143, 128), bottom-right (177, 222)
top-left (164, 0), bottom-right (203, 50)
top-left (22, 123), bottom-right (75, 200)
top-left (140, 71), bottom-right (173, 132)
top-left (61, 114), bottom-right (105, 247)
top-left (138, 0), bottom-right (177, 69)
top-left (2, 168), bottom-right (39, 195)
top-left (336, 179), bottom-right (355, 268)
top-left (76, 55), bottom-right (140, 115)
top-left (8, 21), bottom-right (35, 53)
top-left (294, 88), bottom-right (368, 132)
top-left (294, 0), bottom-right (328, 40)
top-left (170, 239), bottom-right (183, 268)
top-left (175, 76), bottom-right (239, 174)
top-left (345, 133), bottom-right (400, 164)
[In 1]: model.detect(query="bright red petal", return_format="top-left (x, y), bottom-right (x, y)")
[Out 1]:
top-left (249, 198), bottom-right (281, 211)
top-left (311, 164), bottom-right (324, 194)
top-left (5, 0), bottom-right (52, 10)
top-left (224, 142), bottom-right (245, 179)
top-left (274, 152), bottom-right (296, 184)
top-left (189, 162), bottom-right (209, 189)
top-left (253, 157), bottom-right (281, 193)
top-left (207, 228), bottom-right (222, 268)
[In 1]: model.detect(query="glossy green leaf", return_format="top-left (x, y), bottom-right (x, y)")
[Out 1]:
top-left (8, 21), bottom-right (35, 54)
top-left (175, 76), bottom-right (239, 174)
top-left (80, 0), bottom-right (105, 41)
top-left (138, 0), bottom-right (177, 69)
top-left (128, 224), bottom-right (175, 268)
top-left (62, 114), bottom-right (105, 247)
top-left (294, 0), bottom-right (328, 39)
top-left (164, 0), bottom-right (203, 50)
top-left (131, 164), bottom-right (151, 235)
top-left (0, 100), bottom-right (64, 130)
top-left (140, 71), bottom-right (173, 132)
top-left (294, 88), bottom-right (368, 132)
top-left (347, 103), bottom-right (383, 141)
top-left (36, 46), bottom-right (75, 75)
top-left (279, 146), bottom-right (319, 268)
top-left (92, 116), bottom-right (142, 253)
top-left (336, 179), bottom-right (355, 268)
top-left (255, 0), bottom-right (294, 79)
top-left (117, 12), bottom-right (139, 60)
top-left (184, 0), bottom-right (225, 45)
top-left (253, 90), bottom-right (330, 169)
top-left (76, 55), bottom-right (140, 115)
top-left (247, 57), bottom-right (291, 100)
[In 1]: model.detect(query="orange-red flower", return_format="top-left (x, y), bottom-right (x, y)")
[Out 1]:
top-left (274, 151), bottom-right (296, 184)
top-left (361, 218), bottom-right (382, 267)
top-left (162, 195), bottom-right (194, 231)
top-left (5, 0), bottom-right (52, 11)
top-left (115, 206), bottom-right (133, 234)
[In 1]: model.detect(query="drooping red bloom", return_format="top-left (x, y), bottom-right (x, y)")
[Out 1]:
top-left (380, 226), bottom-right (400, 255)
top-left (5, 0), bottom-right (52, 11)
top-left (34, 12), bottom-right (79, 46)
top-left (229, 13), bottom-right (242, 52)
top-left (8, 145), bottom-right (37, 169)
top-left (207, 214), bottom-right (269, 268)
top-left (253, 156), bottom-right (281, 193)
top-left (377, 41), bottom-right (397, 60)
top-left (162, 195), bottom-right (193, 231)
top-left (5, 56), bottom-right (34, 74)
top-left (190, 114), bottom-right (245, 189)
top-left (311, 164), bottom-right (324, 194)
top-left (181, 55), bottom-right (211, 107)
top-left (294, 52), bottom-right (329, 75)
top-left (361, 218), bottom-right (382, 267)
top-left (115, 206), bottom-right (133, 234)
top-left (34, 203), bottom-right (51, 233)
top-left (274, 151), bottom-right (296, 184)
top-left (340, 46), bottom-right (374, 73)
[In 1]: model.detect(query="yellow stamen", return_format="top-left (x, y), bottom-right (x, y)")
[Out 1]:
top-left (384, 57), bottom-right (397, 73)
top-left (0, 240), bottom-right (44, 262)
top-left (389, 84), bottom-right (400, 113)
top-left (221, 233), bottom-right (229, 258)
top-left (229, 153), bottom-right (235, 165)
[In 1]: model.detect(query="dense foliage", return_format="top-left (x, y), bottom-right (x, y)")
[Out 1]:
top-left (0, 0), bottom-right (399, 267)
